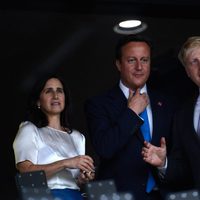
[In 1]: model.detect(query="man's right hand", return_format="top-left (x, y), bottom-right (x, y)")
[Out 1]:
top-left (127, 88), bottom-right (149, 115)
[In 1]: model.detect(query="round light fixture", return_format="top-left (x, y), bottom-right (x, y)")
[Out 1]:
top-left (119, 20), bottom-right (141, 28)
top-left (113, 19), bottom-right (147, 35)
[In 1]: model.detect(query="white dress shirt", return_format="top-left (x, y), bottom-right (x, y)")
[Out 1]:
top-left (194, 90), bottom-right (200, 132)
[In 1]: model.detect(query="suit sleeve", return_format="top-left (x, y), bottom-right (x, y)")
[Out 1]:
top-left (164, 112), bottom-right (193, 188)
top-left (84, 97), bottom-right (143, 159)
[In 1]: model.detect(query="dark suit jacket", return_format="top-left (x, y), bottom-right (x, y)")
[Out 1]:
top-left (165, 91), bottom-right (200, 191)
top-left (84, 84), bottom-right (177, 200)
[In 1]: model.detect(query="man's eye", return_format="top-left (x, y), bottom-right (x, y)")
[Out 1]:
top-left (128, 58), bottom-right (136, 64)
top-left (190, 59), bottom-right (198, 65)
top-left (141, 58), bottom-right (150, 64)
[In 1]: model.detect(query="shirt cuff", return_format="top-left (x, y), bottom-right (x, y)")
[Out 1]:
top-left (157, 157), bottom-right (168, 178)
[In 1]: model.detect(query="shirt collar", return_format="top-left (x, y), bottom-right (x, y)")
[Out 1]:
top-left (197, 88), bottom-right (200, 104)
top-left (119, 80), bottom-right (147, 99)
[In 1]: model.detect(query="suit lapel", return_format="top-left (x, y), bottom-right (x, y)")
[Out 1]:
top-left (108, 84), bottom-right (127, 110)
top-left (182, 94), bottom-right (199, 138)
top-left (108, 84), bottom-right (145, 143)
top-left (148, 89), bottom-right (166, 143)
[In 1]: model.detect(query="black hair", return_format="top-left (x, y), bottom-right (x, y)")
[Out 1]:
top-left (115, 34), bottom-right (152, 60)
top-left (25, 74), bottom-right (72, 131)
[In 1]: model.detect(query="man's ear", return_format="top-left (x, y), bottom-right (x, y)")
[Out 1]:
top-left (185, 67), bottom-right (191, 78)
top-left (116, 60), bottom-right (121, 72)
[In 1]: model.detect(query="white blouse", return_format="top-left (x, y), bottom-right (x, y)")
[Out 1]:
top-left (13, 121), bottom-right (86, 190)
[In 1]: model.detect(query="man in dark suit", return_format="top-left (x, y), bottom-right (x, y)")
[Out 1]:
top-left (84, 35), bottom-right (177, 200)
top-left (142, 36), bottom-right (200, 192)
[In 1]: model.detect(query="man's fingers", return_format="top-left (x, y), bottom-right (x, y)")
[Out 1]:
top-left (160, 137), bottom-right (166, 148)
top-left (128, 89), bottom-right (134, 99)
top-left (135, 88), bottom-right (140, 95)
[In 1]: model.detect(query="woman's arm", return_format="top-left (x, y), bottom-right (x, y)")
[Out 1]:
top-left (17, 155), bottom-right (95, 178)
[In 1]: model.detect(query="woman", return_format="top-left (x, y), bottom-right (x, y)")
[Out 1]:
top-left (13, 74), bottom-right (95, 200)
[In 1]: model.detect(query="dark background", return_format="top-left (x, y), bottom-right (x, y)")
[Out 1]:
top-left (1, 1), bottom-right (200, 199)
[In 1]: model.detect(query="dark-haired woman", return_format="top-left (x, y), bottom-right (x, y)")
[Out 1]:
top-left (13, 75), bottom-right (95, 200)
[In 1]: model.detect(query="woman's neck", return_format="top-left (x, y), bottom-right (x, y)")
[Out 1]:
top-left (47, 116), bottom-right (62, 130)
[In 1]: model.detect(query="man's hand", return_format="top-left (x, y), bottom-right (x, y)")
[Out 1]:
top-left (127, 88), bottom-right (149, 115)
top-left (141, 137), bottom-right (167, 167)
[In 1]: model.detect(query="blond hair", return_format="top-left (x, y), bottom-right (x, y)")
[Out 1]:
top-left (178, 36), bottom-right (200, 67)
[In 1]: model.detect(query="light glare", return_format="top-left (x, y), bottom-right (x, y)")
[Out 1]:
top-left (119, 20), bottom-right (141, 28)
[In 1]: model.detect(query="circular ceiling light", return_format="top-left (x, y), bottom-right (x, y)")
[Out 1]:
top-left (119, 20), bottom-right (141, 28)
top-left (113, 19), bottom-right (147, 35)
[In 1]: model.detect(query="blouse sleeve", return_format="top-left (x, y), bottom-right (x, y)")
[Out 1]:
top-left (71, 130), bottom-right (86, 155)
top-left (13, 121), bottom-right (39, 164)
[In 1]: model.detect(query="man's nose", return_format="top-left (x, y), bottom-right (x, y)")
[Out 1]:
top-left (135, 60), bottom-right (143, 69)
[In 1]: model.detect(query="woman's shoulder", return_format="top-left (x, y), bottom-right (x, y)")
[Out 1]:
top-left (71, 129), bottom-right (85, 140)
top-left (14, 121), bottom-right (38, 144)
top-left (19, 121), bottom-right (37, 130)
top-left (16, 121), bottom-right (39, 137)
